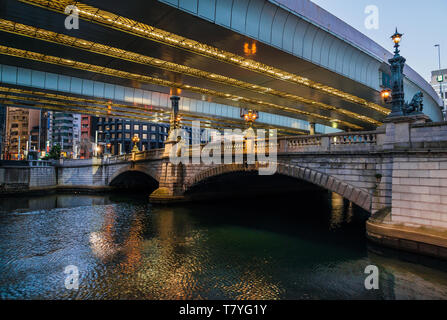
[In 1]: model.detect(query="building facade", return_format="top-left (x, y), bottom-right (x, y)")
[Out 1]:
top-left (51, 112), bottom-right (74, 157)
top-left (3, 107), bottom-right (44, 160)
top-left (72, 114), bottom-right (81, 159)
top-left (97, 118), bottom-right (169, 155)
top-left (80, 115), bottom-right (98, 159)
top-left (431, 69), bottom-right (447, 116)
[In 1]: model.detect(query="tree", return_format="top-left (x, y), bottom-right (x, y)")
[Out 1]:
top-left (46, 144), bottom-right (61, 160)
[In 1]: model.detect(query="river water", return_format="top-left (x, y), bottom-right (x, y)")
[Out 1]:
top-left (1, 191), bottom-right (447, 300)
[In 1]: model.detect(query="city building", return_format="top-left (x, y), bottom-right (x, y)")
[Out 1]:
top-left (29, 110), bottom-right (49, 158)
top-left (431, 68), bottom-right (447, 116)
top-left (97, 118), bottom-right (169, 156)
top-left (80, 115), bottom-right (98, 159)
top-left (72, 114), bottom-right (81, 159)
top-left (0, 105), bottom-right (6, 159)
top-left (3, 107), bottom-right (39, 160)
top-left (51, 112), bottom-right (74, 157)
top-left (49, 112), bottom-right (91, 158)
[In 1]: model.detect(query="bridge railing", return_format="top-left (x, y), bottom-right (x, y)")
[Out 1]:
top-left (107, 149), bottom-right (165, 163)
top-left (183, 139), bottom-right (278, 157)
top-left (278, 131), bottom-right (379, 153)
top-left (57, 130), bottom-right (381, 168)
top-left (171, 131), bottom-right (378, 157)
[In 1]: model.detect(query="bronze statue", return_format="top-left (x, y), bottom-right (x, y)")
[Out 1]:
top-left (403, 91), bottom-right (424, 115)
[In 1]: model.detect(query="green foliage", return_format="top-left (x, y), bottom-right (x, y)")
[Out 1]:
top-left (45, 144), bottom-right (61, 160)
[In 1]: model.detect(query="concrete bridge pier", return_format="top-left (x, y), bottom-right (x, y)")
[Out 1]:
top-left (149, 160), bottom-right (186, 203)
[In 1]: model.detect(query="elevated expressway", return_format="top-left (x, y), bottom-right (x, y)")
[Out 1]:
top-left (0, 0), bottom-right (443, 135)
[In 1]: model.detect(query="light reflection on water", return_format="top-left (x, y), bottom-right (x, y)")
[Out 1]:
top-left (0, 192), bottom-right (447, 300)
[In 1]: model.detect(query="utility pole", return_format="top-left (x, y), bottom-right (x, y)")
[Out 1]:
top-left (18, 135), bottom-right (21, 160)
top-left (435, 44), bottom-right (445, 119)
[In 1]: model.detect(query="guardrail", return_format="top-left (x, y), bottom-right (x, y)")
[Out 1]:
top-left (0, 160), bottom-right (54, 167)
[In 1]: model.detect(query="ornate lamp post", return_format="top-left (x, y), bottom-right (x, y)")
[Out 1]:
top-left (170, 96), bottom-right (181, 130)
top-left (384, 29), bottom-right (425, 118)
top-left (132, 134), bottom-right (140, 153)
top-left (388, 29), bottom-right (406, 117)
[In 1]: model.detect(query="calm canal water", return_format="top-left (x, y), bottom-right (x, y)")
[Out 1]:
top-left (1, 191), bottom-right (447, 300)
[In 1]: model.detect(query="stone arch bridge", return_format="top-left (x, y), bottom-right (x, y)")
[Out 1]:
top-left (3, 117), bottom-right (447, 258)
top-left (58, 132), bottom-right (381, 212)
top-left (54, 118), bottom-right (447, 230)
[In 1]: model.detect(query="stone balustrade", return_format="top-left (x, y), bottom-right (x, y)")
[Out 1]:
top-left (278, 131), bottom-right (380, 153)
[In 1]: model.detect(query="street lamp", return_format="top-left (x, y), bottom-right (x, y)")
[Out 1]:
top-left (391, 29), bottom-right (403, 47)
top-left (381, 88), bottom-right (392, 104)
top-left (94, 130), bottom-right (103, 158)
top-left (240, 108), bottom-right (258, 127)
top-left (132, 134), bottom-right (140, 152)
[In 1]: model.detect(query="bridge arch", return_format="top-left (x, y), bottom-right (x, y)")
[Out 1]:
top-left (109, 164), bottom-right (159, 191)
top-left (184, 162), bottom-right (371, 212)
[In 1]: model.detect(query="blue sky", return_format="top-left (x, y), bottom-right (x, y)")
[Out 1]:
top-left (310, 0), bottom-right (447, 82)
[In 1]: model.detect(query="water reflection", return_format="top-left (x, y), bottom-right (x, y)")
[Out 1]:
top-left (329, 193), bottom-right (353, 230)
top-left (0, 192), bottom-right (447, 300)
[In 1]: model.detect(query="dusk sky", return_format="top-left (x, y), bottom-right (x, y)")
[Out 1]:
top-left (310, 0), bottom-right (447, 82)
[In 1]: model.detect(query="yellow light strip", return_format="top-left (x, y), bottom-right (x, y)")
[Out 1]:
top-left (0, 45), bottom-right (363, 130)
top-left (0, 87), bottom-right (304, 135)
top-left (0, 19), bottom-right (381, 126)
top-left (18, 0), bottom-right (389, 115)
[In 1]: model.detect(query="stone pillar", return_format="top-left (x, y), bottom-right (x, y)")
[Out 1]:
top-left (381, 114), bottom-right (430, 151)
top-left (149, 95), bottom-right (186, 203)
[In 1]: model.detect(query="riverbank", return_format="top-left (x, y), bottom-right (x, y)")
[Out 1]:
top-left (367, 220), bottom-right (447, 260)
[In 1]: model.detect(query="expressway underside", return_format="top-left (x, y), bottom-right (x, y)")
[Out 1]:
top-left (0, 0), bottom-right (392, 133)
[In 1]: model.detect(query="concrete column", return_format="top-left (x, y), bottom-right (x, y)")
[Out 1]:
top-left (309, 122), bottom-right (316, 135)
